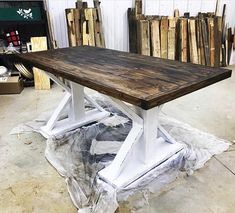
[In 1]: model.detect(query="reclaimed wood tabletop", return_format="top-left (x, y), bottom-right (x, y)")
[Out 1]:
top-left (12, 46), bottom-right (232, 109)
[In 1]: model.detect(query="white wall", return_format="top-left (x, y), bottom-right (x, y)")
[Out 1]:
top-left (48, 0), bottom-right (235, 51)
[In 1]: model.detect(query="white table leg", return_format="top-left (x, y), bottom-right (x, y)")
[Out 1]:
top-left (40, 74), bottom-right (110, 138)
top-left (98, 98), bottom-right (185, 188)
top-left (69, 82), bottom-right (85, 121)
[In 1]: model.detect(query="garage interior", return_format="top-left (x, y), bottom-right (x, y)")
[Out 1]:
top-left (0, 0), bottom-right (235, 213)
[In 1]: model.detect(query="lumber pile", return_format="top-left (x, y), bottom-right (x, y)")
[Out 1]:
top-left (128, 0), bottom-right (234, 67)
top-left (65, 0), bottom-right (105, 48)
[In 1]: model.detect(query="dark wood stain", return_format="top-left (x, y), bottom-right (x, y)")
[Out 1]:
top-left (10, 46), bottom-right (232, 109)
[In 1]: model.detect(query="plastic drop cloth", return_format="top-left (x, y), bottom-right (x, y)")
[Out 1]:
top-left (10, 94), bottom-right (230, 212)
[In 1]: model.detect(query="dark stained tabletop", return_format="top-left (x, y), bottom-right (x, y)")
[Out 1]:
top-left (12, 46), bottom-right (232, 109)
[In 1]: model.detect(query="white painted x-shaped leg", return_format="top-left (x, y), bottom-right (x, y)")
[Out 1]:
top-left (98, 97), bottom-right (185, 188)
top-left (40, 73), bottom-right (110, 138)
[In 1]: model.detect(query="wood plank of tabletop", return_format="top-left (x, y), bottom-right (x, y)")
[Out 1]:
top-left (10, 46), bottom-right (232, 110)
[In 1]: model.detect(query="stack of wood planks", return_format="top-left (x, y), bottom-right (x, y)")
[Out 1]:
top-left (128, 0), bottom-right (234, 67)
top-left (65, 0), bottom-right (105, 48)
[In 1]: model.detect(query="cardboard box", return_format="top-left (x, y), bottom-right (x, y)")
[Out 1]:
top-left (0, 76), bottom-right (23, 94)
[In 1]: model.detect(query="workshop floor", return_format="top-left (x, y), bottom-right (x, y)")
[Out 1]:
top-left (0, 66), bottom-right (234, 213)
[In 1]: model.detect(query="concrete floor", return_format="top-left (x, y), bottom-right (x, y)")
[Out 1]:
top-left (0, 66), bottom-right (234, 213)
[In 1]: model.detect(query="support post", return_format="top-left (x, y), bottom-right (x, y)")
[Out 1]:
top-left (140, 107), bottom-right (160, 164)
top-left (69, 82), bottom-right (85, 121)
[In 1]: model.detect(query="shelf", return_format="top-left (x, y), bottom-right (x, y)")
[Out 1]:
top-left (0, 20), bottom-right (45, 25)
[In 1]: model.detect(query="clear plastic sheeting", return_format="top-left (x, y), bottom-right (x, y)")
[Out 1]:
top-left (10, 95), bottom-right (230, 213)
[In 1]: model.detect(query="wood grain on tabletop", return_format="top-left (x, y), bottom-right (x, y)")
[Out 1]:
top-left (11, 46), bottom-right (232, 109)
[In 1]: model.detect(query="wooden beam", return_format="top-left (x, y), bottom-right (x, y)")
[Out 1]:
top-left (168, 18), bottom-right (176, 60)
top-left (160, 17), bottom-right (168, 59)
top-left (198, 19), bottom-right (205, 65)
top-left (74, 9), bottom-right (82, 46)
top-left (31, 37), bottom-right (50, 90)
top-left (135, 0), bottom-right (142, 17)
top-left (128, 8), bottom-right (138, 53)
top-left (137, 20), bottom-right (150, 56)
top-left (75, 0), bottom-right (83, 9)
top-left (196, 19), bottom-right (201, 64)
top-left (215, 0), bottom-right (220, 16)
top-left (221, 4), bottom-right (227, 66)
top-left (234, 27), bottom-right (235, 50)
top-left (150, 19), bottom-right (161, 57)
top-left (201, 19), bottom-right (210, 66)
top-left (65, 8), bottom-right (77, 47)
top-left (208, 17), bottom-right (215, 67)
top-left (174, 9), bottom-right (179, 18)
top-left (184, 12), bottom-right (190, 18)
top-left (93, 9), bottom-right (101, 47)
top-left (44, 0), bottom-right (57, 49)
top-left (214, 16), bottom-right (222, 67)
top-left (180, 18), bottom-right (188, 62)
top-left (82, 2), bottom-right (88, 8)
top-left (84, 8), bottom-right (96, 46)
top-left (227, 27), bottom-right (232, 65)
top-left (188, 19), bottom-right (198, 64)
top-left (94, 0), bottom-right (105, 47)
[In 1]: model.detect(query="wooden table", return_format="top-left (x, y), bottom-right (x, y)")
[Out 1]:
top-left (12, 46), bottom-right (232, 188)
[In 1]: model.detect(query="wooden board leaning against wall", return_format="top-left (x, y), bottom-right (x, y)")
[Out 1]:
top-left (65, 0), bottom-right (105, 48)
top-left (128, 0), bottom-right (234, 67)
top-left (31, 37), bottom-right (50, 90)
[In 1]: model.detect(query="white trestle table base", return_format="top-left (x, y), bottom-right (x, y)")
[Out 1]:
top-left (41, 72), bottom-right (185, 188)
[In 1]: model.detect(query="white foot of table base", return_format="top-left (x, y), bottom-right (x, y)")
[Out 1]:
top-left (98, 97), bottom-right (185, 188)
top-left (99, 138), bottom-right (184, 188)
top-left (40, 109), bottom-right (109, 138)
top-left (40, 74), bottom-right (110, 138)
